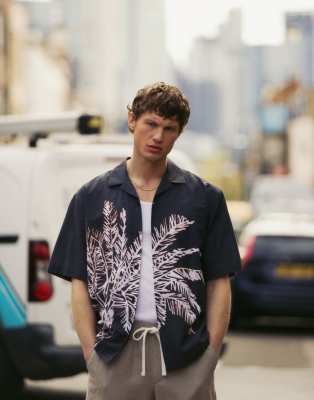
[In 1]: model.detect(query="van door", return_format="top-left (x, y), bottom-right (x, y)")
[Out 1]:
top-left (27, 146), bottom-right (129, 345)
top-left (0, 152), bottom-right (32, 304)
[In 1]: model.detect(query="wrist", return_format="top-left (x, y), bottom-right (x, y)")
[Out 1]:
top-left (211, 342), bottom-right (222, 354)
top-left (82, 341), bottom-right (96, 360)
top-left (208, 332), bottom-right (222, 353)
top-left (83, 346), bottom-right (94, 361)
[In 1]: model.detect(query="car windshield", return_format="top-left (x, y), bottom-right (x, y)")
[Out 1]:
top-left (254, 236), bottom-right (314, 259)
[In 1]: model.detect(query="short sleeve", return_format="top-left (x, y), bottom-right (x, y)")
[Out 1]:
top-left (48, 189), bottom-right (87, 282)
top-left (202, 190), bottom-right (242, 281)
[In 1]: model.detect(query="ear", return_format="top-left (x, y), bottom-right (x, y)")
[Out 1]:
top-left (128, 111), bottom-right (135, 133)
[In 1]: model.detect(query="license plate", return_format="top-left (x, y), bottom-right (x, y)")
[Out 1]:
top-left (276, 264), bottom-right (314, 280)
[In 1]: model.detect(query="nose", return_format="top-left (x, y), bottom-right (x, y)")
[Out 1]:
top-left (152, 128), bottom-right (163, 143)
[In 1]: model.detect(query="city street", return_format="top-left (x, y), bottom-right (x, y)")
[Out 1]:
top-left (2, 2), bottom-right (314, 400)
top-left (23, 321), bottom-right (314, 400)
top-left (217, 321), bottom-right (314, 400)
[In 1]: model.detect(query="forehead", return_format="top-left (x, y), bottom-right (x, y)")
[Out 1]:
top-left (141, 112), bottom-right (179, 126)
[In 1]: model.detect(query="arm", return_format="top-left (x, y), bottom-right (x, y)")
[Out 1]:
top-left (206, 275), bottom-right (231, 354)
top-left (71, 278), bottom-right (96, 362)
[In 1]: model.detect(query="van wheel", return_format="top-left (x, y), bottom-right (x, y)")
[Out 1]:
top-left (0, 341), bottom-right (24, 399)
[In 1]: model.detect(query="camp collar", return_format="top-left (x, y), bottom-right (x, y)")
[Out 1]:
top-left (108, 158), bottom-right (186, 199)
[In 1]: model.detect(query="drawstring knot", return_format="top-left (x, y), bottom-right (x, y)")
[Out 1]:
top-left (132, 326), bottom-right (167, 377)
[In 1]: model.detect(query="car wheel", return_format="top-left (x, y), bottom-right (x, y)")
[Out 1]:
top-left (0, 339), bottom-right (24, 399)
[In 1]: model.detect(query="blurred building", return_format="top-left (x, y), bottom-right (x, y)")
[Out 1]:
top-left (63, 0), bottom-right (128, 129)
top-left (63, 0), bottom-right (172, 131)
top-left (0, 1), bottom-right (7, 113)
top-left (19, 0), bottom-right (64, 34)
top-left (176, 8), bottom-right (314, 145)
top-left (176, 68), bottom-right (221, 134)
top-left (243, 42), bottom-right (302, 131)
top-left (0, 1), bottom-right (71, 115)
top-left (124, 0), bottom-right (172, 107)
top-left (288, 116), bottom-right (314, 186)
top-left (22, 31), bottom-right (71, 114)
top-left (286, 12), bottom-right (314, 87)
top-left (178, 9), bottom-right (245, 143)
top-left (1, 1), bottom-right (29, 114)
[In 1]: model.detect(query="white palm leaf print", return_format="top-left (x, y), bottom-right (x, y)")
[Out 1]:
top-left (86, 201), bottom-right (142, 340)
top-left (167, 295), bottom-right (199, 325)
top-left (86, 228), bottom-right (104, 301)
top-left (112, 227), bottom-right (142, 332)
top-left (152, 215), bottom-right (194, 255)
top-left (152, 215), bottom-right (204, 327)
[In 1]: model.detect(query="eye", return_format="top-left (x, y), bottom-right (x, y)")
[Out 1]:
top-left (147, 121), bottom-right (157, 128)
top-left (165, 126), bottom-right (176, 132)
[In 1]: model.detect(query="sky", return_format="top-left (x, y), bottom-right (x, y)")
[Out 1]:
top-left (164, 0), bottom-right (314, 64)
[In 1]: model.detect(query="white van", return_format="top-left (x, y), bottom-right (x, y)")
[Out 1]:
top-left (0, 114), bottom-right (198, 395)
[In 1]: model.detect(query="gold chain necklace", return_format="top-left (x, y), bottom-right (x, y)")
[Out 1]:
top-left (132, 182), bottom-right (159, 191)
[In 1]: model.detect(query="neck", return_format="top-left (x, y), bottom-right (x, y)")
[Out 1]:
top-left (126, 155), bottom-right (167, 184)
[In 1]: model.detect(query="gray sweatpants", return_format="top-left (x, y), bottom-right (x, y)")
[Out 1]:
top-left (86, 321), bottom-right (219, 400)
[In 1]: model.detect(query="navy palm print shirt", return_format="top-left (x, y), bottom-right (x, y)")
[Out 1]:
top-left (48, 158), bottom-right (242, 371)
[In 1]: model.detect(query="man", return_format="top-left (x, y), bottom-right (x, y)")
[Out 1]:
top-left (48, 82), bottom-right (241, 400)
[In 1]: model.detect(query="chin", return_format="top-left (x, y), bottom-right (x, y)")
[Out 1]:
top-left (143, 153), bottom-right (165, 162)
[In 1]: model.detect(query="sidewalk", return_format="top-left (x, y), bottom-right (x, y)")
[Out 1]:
top-left (216, 365), bottom-right (314, 400)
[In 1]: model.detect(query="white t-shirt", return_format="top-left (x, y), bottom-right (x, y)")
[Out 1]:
top-left (135, 201), bottom-right (158, 323)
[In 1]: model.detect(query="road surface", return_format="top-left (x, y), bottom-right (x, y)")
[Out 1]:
top-left (24, 320), bottom-right (314, 400)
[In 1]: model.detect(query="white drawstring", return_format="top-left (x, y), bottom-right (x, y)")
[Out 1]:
top-left (132, 326), bottom-right (167, 377)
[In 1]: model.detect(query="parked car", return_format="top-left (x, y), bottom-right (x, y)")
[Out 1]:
top-left (231, 212), bottom-right (314, 325)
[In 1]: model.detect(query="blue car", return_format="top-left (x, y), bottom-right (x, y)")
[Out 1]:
top-left (0, 263), bottom-right (85, 397)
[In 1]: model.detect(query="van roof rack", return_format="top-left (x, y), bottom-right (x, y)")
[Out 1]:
top-left (0, 112), bottom-right (103, 147)
top-left (41, 133), bottom-right (132, 147)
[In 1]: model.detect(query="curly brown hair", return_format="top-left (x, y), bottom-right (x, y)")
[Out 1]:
top-left (127, 82), bottom-right (190, 133)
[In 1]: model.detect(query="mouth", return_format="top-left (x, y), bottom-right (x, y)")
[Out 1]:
top-left (146, 145), bottom-right (162, 153)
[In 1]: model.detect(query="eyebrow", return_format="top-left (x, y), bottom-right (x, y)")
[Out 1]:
top-left (145, 117), bottom-right (178, 126)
